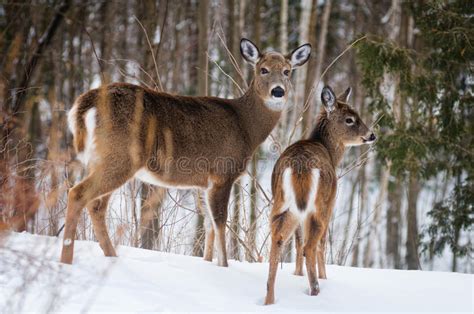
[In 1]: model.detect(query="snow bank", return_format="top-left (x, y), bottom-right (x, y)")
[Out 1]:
top-left (0, 232), bottom-right (472, 312)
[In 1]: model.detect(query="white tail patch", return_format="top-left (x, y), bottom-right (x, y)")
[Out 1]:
top-left (67, 103), bottom-right (79, 135)
top-left (68, 106), bottom-right (98, 167)
top-left (80, 108), bottom-right (98, 166)
top-left (281, 167), bottom-right (320, 222)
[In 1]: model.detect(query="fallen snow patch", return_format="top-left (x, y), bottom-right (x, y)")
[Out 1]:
top-left (0, 232), bottom-right (472, 312)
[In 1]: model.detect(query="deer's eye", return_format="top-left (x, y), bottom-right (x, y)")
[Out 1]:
top-left (283, 70), bottom-right (290, 76)
top-left (260, 68), bottom-right (269, 75)
top-left (345, 118), bottom-right (355, 125)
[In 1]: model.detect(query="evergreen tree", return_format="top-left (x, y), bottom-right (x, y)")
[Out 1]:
top-left (356, 0), bottom-right (473, 270)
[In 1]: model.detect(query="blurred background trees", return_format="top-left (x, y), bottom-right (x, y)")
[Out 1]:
top-left (1, 0), bottom-right (472, 272)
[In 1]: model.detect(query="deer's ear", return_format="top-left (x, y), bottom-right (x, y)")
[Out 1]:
top-left (321, 86), bottom-right (336, 113)
top-left (240, 38), bottom-right (261, 65)
top-left (338, 87), bottom-right (352, 103)
top-left (287, 43), bottom-right (311, 68)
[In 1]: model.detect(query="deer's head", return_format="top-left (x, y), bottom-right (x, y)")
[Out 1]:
top-left (320, 86), bottom-right (376, 146)
top-left (240, 38), bottom-right (311, 112)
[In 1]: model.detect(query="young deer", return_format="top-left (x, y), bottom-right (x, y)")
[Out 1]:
top-left (264, 86), bottom-right (376, 305)
top-left (61, 38), bottom-right (311, 266)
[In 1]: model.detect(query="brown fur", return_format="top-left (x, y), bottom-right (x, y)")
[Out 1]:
top-left (264, 86), bottom-right (376, 305)
top-left (60, 39), bottom-right (311, 266)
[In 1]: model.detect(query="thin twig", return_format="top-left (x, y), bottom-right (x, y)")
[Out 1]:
top-left (225, 222), bottom-right (257, 262)
top-left (208, 53), bottom-right (245, 95)
top-left (134, 15), bottom-right (164, 91)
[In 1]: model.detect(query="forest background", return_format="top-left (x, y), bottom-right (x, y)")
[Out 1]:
top-left (1, 0), bottom-right (472, 273)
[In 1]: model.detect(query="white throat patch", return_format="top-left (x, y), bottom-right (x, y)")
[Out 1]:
top-left (265, 98), bottom-right (287, 112)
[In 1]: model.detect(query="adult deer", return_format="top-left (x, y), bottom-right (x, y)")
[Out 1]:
top-left (264, 86), bottom-right (376, 305)
top-left (61, 39), bottom-right (311, 265)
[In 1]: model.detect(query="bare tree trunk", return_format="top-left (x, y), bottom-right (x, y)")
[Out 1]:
top-left (363, 164), bottom-right (390, 267)
top-left (140, 185), bottom-right (167, 250)
top-left (452, 225), bottom-right (460, 272)
top-left (302, 0), bottom-right (331, 137)
top-left (292, 0), bottom-right (313, 140)
top-left (186, 0), bottom-right (198, 94)
top-left (337, 173), bottom-right (359, 265)
top-left (351, 154), bottom-right (367, 267)
top-left (247, 154), bottom-right (259, 262)
top-left (230, 182), bottom-right (241, 260)
top-left (302, 0), bottom-right (318, 134)
top-left (197, 0), bottom-right (209, 96)
top-left (99, 0), bottom-right (112, 83)
top-left (279, 0), bottom-right (288, 54)
top-left (278, 0), bottom-right (289, 142)
top-left (386, 179), bottom-right (402, 269)
top-left (405, 173), bottom-right (420, 269)
top-left (192, 191), bottom-right (206, 256)
top-left (172, 4), bottom-right (184, 93)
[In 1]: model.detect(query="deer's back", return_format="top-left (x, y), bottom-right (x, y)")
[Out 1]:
top-left (70, 83), bottom-right (252, 187)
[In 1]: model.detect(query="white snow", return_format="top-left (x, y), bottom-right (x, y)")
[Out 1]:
top-left (1, 232), bottom-right (472, 313)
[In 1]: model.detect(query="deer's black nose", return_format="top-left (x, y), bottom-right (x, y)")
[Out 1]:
top-left (369, 133), bottom-right (376, 141)
top-left (271, 86), bottom-right (285, 98)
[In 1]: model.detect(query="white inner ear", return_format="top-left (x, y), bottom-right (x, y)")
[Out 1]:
top-left (290, 45), bottom-right (311, 67)
top-left (347, 88), bottom-right (352, 100)
top-left (241, 40), bottom-right (260, 64)
top-left (342, 88), bottom-right (352, 102)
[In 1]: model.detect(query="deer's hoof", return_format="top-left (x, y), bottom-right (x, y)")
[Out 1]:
top-left (264, 295), bottom-right (275, 305)
top-left (310, 285), bottom-right (320, 296)
top-left (217, 260), bottom-right (229, 267)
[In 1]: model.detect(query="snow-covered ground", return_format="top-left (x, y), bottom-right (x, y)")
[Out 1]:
top-left (1, 232), bottom-right (472, 312)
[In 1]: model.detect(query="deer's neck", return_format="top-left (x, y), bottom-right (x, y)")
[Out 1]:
top-left (308, 112), bottom-right (345, 167)
top-left (233, 81), bottom-right (282, 150)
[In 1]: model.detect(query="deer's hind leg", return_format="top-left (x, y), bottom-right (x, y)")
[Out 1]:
top-left (317, 179), bottom-right (335, 280)
top-left (264, 209), bottom-right (299, 305)
top-left (317, 227), bottom-right (328, 279)
top-left (303, 213), bottom-right (324, 296)
top-left (60, 162), bottom-right (135, 264)
top-left (87, 194), bottom-right (116, 257)
top-left (203, 215), bottom-right (215, 262)
top-left (294, 226), bottom-right (304, 276)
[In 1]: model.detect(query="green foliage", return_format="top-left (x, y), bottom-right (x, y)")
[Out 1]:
top-left (356, 1), bottom-right (473, 178)
top-left (357, 38), bottom-right (413, 95)
top-left (423, 181), bottom-right (474, 258)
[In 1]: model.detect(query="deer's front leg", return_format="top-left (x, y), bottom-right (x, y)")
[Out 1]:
top-left (206, 182), bottom-right (232, 267)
